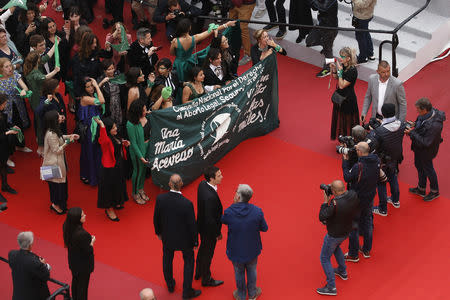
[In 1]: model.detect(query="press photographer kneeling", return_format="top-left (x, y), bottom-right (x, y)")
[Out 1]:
top-left (317, 180), bottom-right (359, 296)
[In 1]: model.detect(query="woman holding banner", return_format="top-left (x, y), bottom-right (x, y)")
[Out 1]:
top-left (251, 29), bottom-right (287, 65)
top-left (182, 66), bottom-right (205, 104)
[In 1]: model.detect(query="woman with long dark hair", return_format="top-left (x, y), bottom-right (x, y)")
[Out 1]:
top-left (38, 78), bottom-right (67, 135)
top-left (126, 100), bottom-right (150, 204)
top-left (330, 47), bottom-right (359, 140)
top-left (79, 77), bottom-right (105, 186)
top-left (63, 207), bottom-right (95, 300)
top-left (0, 93), bottom-right (19, 198)
top-left (126, 67), bottom-right (154, 110)
top-left (95, 117), bottom-right (129, 221)
top-left (42, 110), bottom-right (79, 214)
top-left (182, 66), bottom-right (205, 104)
top-left (210, 31), bottom-right (239, 76)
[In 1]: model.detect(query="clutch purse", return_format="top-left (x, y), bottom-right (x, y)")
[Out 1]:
top-left (331, 90), bottom-right (347, 105)
top-left (40, 165), bottom-right (62, 181)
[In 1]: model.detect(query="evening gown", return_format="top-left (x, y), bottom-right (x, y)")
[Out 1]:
top-left (173, 36), bottom-right (195, 83)
top-left (330, 66), bottom-right (359, 140)
top-left (97, 137), bottom-right (128, 208)
top-left (79, 105), bottom-right (102, 186)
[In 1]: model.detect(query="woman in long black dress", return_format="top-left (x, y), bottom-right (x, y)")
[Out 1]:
top-left (0, 93), bottom-right (18, 199)
top-left (95, 117), bottom-right (129, 221)
top-left (63, 207), bottom-right (95, 300)
top-left (330, 47), bottom-right (359, 140)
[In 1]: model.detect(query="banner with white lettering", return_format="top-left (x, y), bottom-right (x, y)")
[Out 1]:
top-left (148, 53), bottom-right (280, 189)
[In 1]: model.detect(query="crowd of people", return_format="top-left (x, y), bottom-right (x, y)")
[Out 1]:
top-left (2, 0), bottom-right (446, 299)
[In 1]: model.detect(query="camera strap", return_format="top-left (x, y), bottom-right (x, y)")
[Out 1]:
top-left (357, 162), bottom-right (363, 183)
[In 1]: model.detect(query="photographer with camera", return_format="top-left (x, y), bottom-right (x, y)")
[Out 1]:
top-left (405, 98), bottom-right (446, 202)
top-left (342, 142), bottom-right (380, 261)
top-left (153, 0), bottom-right (203, 41)
top-left (336, 125), bottom-right (377, 168)
top-left (371, 103), bottom-right (405, 216)
top-left (317, 180), bottom-right (359, 296)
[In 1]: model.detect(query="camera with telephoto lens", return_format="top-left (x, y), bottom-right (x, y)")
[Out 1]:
top-left (336, 135), bottom-right (356, 155)
top-left (362, 118), bottom-right (381, 131)
top-left (172, 9), bottom-right (183, 19)
top-left (320, 184), bottom-right (333, 197)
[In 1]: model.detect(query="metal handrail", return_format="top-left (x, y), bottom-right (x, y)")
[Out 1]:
top-left (196, 0), bottom-right (432, 77)
top-left (0, 255), bottom-right (71, 300)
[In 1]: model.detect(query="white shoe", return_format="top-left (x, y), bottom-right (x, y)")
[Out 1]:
top-left (16, 146), bottom-right (32, 153)
top-left (7, 159), bottom-right (15, 168)
top-left (254, 9), bottom-right (266, 19)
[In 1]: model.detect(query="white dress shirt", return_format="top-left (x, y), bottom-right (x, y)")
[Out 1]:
top-left (205, 64), bottom-right (223, 93)
top-left (377, 78), bottom-right (389, 116)
top-left (207, 182), bottom-right (218, 192)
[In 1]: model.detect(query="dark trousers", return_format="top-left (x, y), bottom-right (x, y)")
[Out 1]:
top-left (414, 154), bottom-right (439, 191)
top-left (266, 0), bottom-right (286, 30)
top-left (71, 272), bottom-right (91, 300)
top-left (195, 234), bottom-right (217, 283)
top-left (355, 17), bottom-right (374, 60)
top-left (48, 181), bottom-right (68, 210)
top-left (107, 0), bottom-right (124, 23)
top-left (163, 246), bottom-right (194, 297)
top-left (349, 197), bottom-right (374, 256)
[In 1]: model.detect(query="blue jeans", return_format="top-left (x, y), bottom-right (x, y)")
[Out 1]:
top-left (355, 17), bottom-right (374, 60)
top-left (320, 234), bottom-right (347, 289)
top-left (377, 166), bottom-right (400, 211)
top-left (232, 257), bottom-right (258, 300)
top-left (349, 198), bottom-right (373, 256)
top-left (414, 155), bottom-right (439, 192)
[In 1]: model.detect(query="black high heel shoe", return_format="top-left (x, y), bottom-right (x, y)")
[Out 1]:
top-left (105, 210), bottom-right (120, 222)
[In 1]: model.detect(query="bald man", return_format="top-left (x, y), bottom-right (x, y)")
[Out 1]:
top-left (139, 288), bottom-right (156, 300)
top-left (153, 174), bottom-right (201, 299)
top-left (342, 141), bottom-right (380, 262)
top-left (317, 180), bottom-right (359, 296)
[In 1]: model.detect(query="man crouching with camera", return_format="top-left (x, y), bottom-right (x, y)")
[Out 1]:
top-left (317, 180), bottom-right (359, 296)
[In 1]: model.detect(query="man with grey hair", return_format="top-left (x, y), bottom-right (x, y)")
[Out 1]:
top-left (8, 231), bottom-right (51, 300)
top-left (139, 288), bottom-right (156, 300)
top-left (127, 27), bottom-right (159, 77)
top-left (221, 184), bottom-right (268, 300)
top-left (153, 174), bottom-right (201, 299)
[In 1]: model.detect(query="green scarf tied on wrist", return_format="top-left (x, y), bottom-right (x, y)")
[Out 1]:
top-left (161, 86), bottom-right (172, 100)
top-left (208, 23), bottom-right (219, 33)
top-left (90, 116), bottom-right (100, 142)
top-left (10, 127), bottom-right (24, 143)
top-left (15, 87), bottom-right (33, 98)
top-left (93, 93), bottom-right (105, 115)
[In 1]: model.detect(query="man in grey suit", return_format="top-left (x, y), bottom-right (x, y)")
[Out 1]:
top-left (361, 61), bottom-right (407, 122)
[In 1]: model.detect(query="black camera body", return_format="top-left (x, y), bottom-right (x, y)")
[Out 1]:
top-left (362, 118), bottom-right (381, 131)
top-left (336, 135), bottom-right (356, 156)
top-left (320, 183), bottom-right (333, 196)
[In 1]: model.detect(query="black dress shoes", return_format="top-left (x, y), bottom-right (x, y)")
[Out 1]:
top-left (167, 279), bottom-right (175, 293)
top-left (202, 278), bottom-right (224, 287)
top-left (194, 272), bottom-right (201, 280)
top-left (182, 289), bottom-right (201, 299)
top-left (2, 184), bottom-right (17, 194)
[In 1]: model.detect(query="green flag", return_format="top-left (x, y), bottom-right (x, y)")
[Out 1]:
top-left (109, 73), bottom-right (126, 85)
top-left (54, 37), bottom-right (60, 68)
top-left (110, 24), bottom-right (130, 52)
top-left (2, 0), bottom-right (27, 10)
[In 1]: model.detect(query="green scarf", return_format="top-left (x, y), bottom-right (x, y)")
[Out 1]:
top-left (111, 24), bottom-right (130, 52)
top-left (10, 127), bottom-right (24, 143)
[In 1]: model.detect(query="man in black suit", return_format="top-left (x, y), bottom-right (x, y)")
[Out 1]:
top-left (127, 27), bottom-right (159, 78)
top-left (203, 48), bottom-right (234, 93)
top-left (8, 231), bottom-right (51, 300)
top-left (195, 166), bottom-right (224, 287)
top-left (153, 174), bottom-right (201, 299)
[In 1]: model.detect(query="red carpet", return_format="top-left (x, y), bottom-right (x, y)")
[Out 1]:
top-left (1, 1), bottom-right (449, 299)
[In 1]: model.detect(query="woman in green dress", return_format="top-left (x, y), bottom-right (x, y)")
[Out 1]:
top-left (182, 66), bottom-right (205, 104)
top-left (23, 49), bottom-right (60, 154)
top-left (170, 18), bottom-right (235, 84)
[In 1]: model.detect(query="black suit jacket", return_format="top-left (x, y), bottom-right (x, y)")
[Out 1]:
top-left (154, 72), bottom-right (181, 99)
top-left (154, 191), bottom-right (198, 250)
top-left (127, 40), bottom-right (159, 77)
top-left (8, 249), bottom-right (50, 300)
top-left (197, 181), bottom-right (223, 237)
top-left (203, 64), bottom-right (234, 87)
top-left (67, 227), bottom-right (95, 275)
